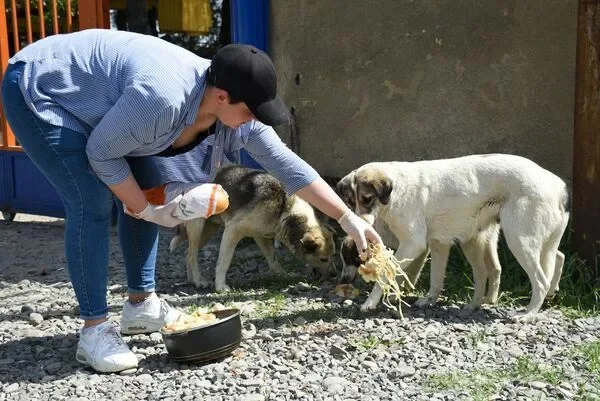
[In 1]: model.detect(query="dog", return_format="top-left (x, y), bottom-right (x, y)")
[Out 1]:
top-left (170, 165), bottom-right (336, 292)
top-left (336, 154), bottom-right (569, 322)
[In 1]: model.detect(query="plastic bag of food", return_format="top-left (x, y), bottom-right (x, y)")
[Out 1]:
top-left (142, 183), bottom-right (229, 220)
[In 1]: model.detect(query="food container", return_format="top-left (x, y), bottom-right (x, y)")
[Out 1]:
top-left (160, 309), bottom-right (242, 364)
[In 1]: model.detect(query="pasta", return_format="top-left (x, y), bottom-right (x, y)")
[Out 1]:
top-left (163, 308), bottom-right (218, 332)
top-left (358, 243), bottom-right (415, 319)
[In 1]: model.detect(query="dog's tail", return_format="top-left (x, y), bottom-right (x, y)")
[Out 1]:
top-left (168, 225), bottom-right (187, 253)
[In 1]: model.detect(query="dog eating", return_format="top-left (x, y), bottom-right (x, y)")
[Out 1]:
top-left (170, 165), bottom-right (336, 292)
top-left (336, 154), bottom-right (569, 322)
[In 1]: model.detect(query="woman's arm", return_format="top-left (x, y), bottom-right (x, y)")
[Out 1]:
top-left (296, 177), bottom-right (382, 256)
top-left (108, 175), bottom-right (148, 214)
top-left (243, 122), bottom-right (382, 254)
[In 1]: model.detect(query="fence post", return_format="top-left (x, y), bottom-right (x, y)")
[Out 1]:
top-left (79, 0), bottom-right (111, 30)
top-left (573, 0), bottom-right (600, 271)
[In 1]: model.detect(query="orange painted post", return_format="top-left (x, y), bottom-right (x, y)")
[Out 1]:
top-left (573, 0), bottom-right (600, 271)
top-left (51, 0), bottom-right (59, 34)
top-left (66, 0), bottom-right (73, 32)
top-left (10, 0), bottom-right (19, 52)
top-left (24, 0), bottom-right (33, 44)
top-left (38, 0), bottom-right (45, 38)
top-left (0, 0), bottom-right (16, 149)
top-left (79, 0), bottom-right (111, 30)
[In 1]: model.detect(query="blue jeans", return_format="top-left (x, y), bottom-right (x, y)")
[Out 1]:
top-left (2, 62), bottom-right (158, 320)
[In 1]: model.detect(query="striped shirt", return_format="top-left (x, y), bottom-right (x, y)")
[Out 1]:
top-left (10, 29), bottom-right (318, 194)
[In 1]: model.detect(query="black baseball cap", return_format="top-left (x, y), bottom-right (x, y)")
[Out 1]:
top-left (209, 44), bottom-right (290, 126)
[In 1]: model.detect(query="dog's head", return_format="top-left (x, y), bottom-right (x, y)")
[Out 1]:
top-left (339, 235), bottom-right (362, 283)
top-left (279, 199), bottom-right (337, 278)
top-left (336, 164), bottom-right (393, 224)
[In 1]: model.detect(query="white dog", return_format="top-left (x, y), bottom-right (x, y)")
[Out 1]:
top-left (336, 154), bottom-right (569, 322)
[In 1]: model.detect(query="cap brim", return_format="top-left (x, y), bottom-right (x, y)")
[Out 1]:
top-left (250, 96), bottom-right (290, 126)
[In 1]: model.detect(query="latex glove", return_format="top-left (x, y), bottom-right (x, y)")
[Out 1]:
top-left (337, 210), bottom-right (383, 260)
top-left (124, 195), bottom-right (184, 228)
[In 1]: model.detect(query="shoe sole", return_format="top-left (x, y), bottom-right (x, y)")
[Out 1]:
top-left (75, 348), bottom-right (138, 373)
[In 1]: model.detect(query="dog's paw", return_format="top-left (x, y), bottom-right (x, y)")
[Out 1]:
top-left (360, 300), bottom-right (378, 312)
top-left (191, 278), bottom-right (211, 289)
top-left (483, 295), bottom-right (499, 305)
top-left (511, 312), bottom-right (538, 323)
top-left (415, 295), bottom-right (437, 308)
top-left (463, 302), bottom-right (480, 313)
top-left (215, 283), bottom-right (232, 293)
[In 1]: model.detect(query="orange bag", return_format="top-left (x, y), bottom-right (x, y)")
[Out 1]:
top-left (142, 185), bottom-right (167, 205)
top-left (143, 183), bottom-right (229, 219)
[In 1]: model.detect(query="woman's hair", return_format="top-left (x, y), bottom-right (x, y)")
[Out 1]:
top-left (206, 67), bottom-right (242, 104)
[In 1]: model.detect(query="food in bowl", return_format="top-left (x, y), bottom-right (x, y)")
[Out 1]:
top-left (163, 309), bottom-right (218, 333)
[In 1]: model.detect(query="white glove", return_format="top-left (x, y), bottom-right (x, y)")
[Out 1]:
top-left (337, 210), bottom-right (383, 259)
top-left (124, 195), bottom-right (184, 228)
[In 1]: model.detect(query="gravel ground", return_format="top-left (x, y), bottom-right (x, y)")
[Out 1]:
top-left (0, 214), bottom-right (599, 401)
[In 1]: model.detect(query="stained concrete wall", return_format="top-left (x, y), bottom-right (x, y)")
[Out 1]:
top-left (270, 0), bottom-right (577, 183)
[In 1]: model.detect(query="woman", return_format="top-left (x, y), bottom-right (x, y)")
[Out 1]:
top-left (2, 29), bottom-right (381, 373)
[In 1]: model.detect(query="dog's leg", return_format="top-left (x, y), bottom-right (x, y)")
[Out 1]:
top-left (360, 241), bottom-right (426, 312)
top-left (185, 219), bottom-right (221, 288)
top-left (415, 241), bottom-right (450, 307)
top-left (361, 284), bottom-right (385, 312)
top-left (483, 226), bottom-right (502, 305)
top-left (214, 225), bottom-right (244, 292)
top-left (546, 251), bottom-right (565, 299)
top-left (547, 251), bottom-right (565, 298)
top-left (253, 236), bottom-right (287, 276)
top-left (502, 209), bottom-right (550, 323)
top-left (545, 214), bottom-right (569, 299)
top-left (397, 248), bottom-right (429, 289)
top-left (169, 225), bottom-right (188, 253)
top-left (184, 219), bottom-right (206, 288)
top-left (461, 237), bottom-right (488, 312)
top-left (190, 220), bottom-right (221, 288)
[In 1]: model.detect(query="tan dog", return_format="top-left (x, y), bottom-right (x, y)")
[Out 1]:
top-left (170, 165), bottom-right (336, 292)
top-left (336, 154), bottom-right (569, 322)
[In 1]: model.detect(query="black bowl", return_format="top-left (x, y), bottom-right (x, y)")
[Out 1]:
top-left (160, 309), bottom-right (242, 364)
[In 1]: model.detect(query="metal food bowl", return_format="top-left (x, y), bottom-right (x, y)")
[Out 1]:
top-left (160, 309), bottom-right (242, 364)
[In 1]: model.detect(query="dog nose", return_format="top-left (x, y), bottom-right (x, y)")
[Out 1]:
top-left (320, 258), bottom-right (329, 263)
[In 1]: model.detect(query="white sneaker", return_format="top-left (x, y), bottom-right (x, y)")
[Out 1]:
top-left (76, 320), bottom-right (138, 373)
top-left (120, 292), bottom-right (182, 335)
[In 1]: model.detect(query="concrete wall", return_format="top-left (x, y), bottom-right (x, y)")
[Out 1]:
top-left (270, 0), bottom-right (577, 183)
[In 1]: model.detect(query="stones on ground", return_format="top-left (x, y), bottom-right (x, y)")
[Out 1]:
top-left (29, 312), bottom-right (44, 325)
top-left (1, 219), bottom-right (598, 400)
top-left (3, 383), bottom-right (19, 393)
top-left (322, 377), bottom-right (349, 394)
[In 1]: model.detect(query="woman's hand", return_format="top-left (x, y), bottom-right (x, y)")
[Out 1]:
top-left (124, 195), bottom-right (184, 227)
top-left (337, 210), bottom-right (383, 259)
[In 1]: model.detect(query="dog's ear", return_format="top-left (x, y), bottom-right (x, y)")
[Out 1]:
top-left (371, 175), bottom-right (393, 205)
top-left (335, 170), bottom-right (357, 209)
top-left (300, 232), bottom-right (320, 253)
top-left (356, 168), bottom-right (393, 206)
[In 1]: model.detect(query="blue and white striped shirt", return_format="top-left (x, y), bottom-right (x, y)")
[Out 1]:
top-left (10, 29), bottom-right (318, 194)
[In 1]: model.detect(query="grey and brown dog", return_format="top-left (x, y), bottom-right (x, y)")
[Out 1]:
top-left (170, 165), bottom-right (336, 292)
